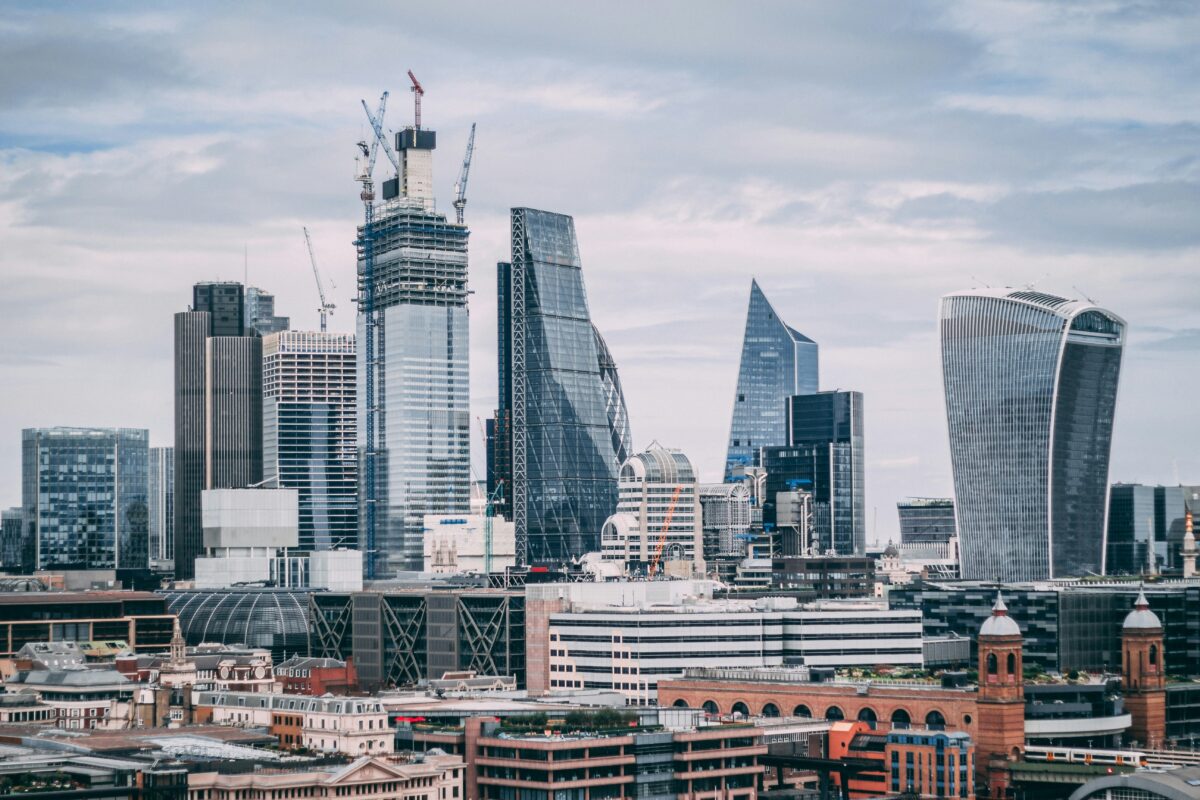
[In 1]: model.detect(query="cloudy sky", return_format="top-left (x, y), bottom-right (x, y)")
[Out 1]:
top-left (2, 1), bottom-right (1198, 543)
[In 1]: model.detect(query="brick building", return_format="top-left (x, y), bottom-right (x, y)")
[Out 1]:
top-left (827, 720), bottom-right (975, 799)
top-left (276, 655), bottom-right (359, 695)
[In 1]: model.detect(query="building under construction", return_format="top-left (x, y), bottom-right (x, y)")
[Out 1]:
top-left (357, 79), bottom-right (472, 576)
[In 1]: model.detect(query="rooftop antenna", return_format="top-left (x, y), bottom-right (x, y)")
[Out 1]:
top-left (243, 244), bottom-right (248, 286)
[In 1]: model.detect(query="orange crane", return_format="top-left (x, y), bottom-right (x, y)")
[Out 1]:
top-left (649, 485), bottom-right (684, 576)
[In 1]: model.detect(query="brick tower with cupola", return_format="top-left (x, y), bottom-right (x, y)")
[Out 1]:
top-left (1122, 589), bottom-right (1166, 748)
top-left (975, 593), bottom-right (1025, 797)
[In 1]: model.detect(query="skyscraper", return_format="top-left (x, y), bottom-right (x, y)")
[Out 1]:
top-left (148, 446), bottom-right (174, 570)
top-left (1106, 484), bottom-right (1200, 573)
top-left (0, 507), bottom-right (30, 573)
top-left (21, 427), bottom-right (149, 570)
top-left (492, 208), bottom-right (633, 565)
top-left (245, 287), bottom-right (290, 335)
top-left (897, 498), bottom-right (956, 546)
top-left (761, 390), bottom-right (865, 555)
top-left (263, 331), bottom-right (357, 553)
top-left (174, 281), bottom-right (264, 580)
top-left (940, 289), bottom-right (1125, 581)
top-left (724, 280), bottom-right (818, 480)
top-left (357, 118), bottom-right (470, 576)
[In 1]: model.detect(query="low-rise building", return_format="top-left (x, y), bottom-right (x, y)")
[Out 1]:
top-left (828, 720), bottom-right (975, 799)
top-left (6, 666), bottom-right (135, 729)
top-left (423, 514), bottom-right (516, 574)
top-left (0, 591), bottom-right (174, 658)
top-left (187, 754), bottom-right (463, 800)
top-left (195, 691), bottom-right (391, 756)
top-left (275, 655), bottom-right (358, 695)
top-left (0, 692), bottom-right (54, 724)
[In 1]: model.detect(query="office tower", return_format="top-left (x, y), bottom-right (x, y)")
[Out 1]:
top-left (357, 119), bottom-right (470, 577)
top-left (494, 208), bottom-right (633, 566)
top-left (724, 279), bottom-right (818, 481)
top-left (1107, 484), bottom-right (1200, 573)
top-left (940, 289), bottom-right (1125, 581)
top-left (21, 427), bottom-right (149, 570)
top-left (263, 331), bottom-right (357, 553)
top-left (148, 446), bottom-right (174, 570)
top-left (699, 483), bottom-right (752, 560)
top-left (175, 281), bottom-right (265, 580)
top-left (245, 286), bottom-right (290, 335)
top-left (897, 498), bottom-right (956, 546)
top-left (0, 508), bottom-right (31, 573)
top-left (601, 446), bottom-right (704, 575)
top-left (762, 390), bottom-right (865, 555)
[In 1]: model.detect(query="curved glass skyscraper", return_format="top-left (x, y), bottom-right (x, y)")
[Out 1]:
top-left (940, 289), bottom-right (1125, 580)
top-left (496, 208), bottom-right (633, 566)
top-left (724, 280), bottom-right (818, 480)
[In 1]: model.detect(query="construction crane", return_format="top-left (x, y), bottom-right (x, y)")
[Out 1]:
top-left (452, 123), bottom-right (476, 225)
top-left (302, 226), bottom-right (335, 332)
top-left (354, 91), bottom-right (392, 581)
top-left (361, 94), bottom-right (400, 178)
top-left (407, 70), bottom-right (424, 129)
top-left (649, 485), bottom-right (684, 576)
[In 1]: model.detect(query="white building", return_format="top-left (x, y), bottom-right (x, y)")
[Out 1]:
top-left (698, 483), bottom-right (752, 559)
top-left (196, 691), bottom-right (392, 756)
top-left (601, 446), bottom-right (704, 576)
top-left (531, 580), bottom-right (922, 706)
top-left (422, 513), bottom-right (515, 574)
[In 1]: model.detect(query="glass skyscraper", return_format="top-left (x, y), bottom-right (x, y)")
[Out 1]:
top-left (492, 208), bottom-right (633, 565)
top-left (264, 331), bottom-right (357, 553)
top-left (724, 279), bottom-right (818, 481)
top-left (357, 124), bottom-right (470, 576)
top-left (148, 446), bottom-right (174, 570)
top-left (761, 390), bottom-right (865, 555)
top-left (21, 427), bottom-right (149, 570)
top-left (245, 286), bottom-right (290, 335)
top-left (940, 289), bottom-right (1125, 581)
top-left (897, 498), bottom-right (956, 546)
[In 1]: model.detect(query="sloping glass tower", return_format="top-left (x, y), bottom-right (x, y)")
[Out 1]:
top-left (497, 208), bottom-right (633, 565)
top-left (940, 288), bottom-right (1125, 580)
top-left (724, 280), bottom-right (818, 480)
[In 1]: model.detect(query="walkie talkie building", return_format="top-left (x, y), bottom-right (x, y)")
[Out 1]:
top-left (940, 289), bottom-right (1125, 581)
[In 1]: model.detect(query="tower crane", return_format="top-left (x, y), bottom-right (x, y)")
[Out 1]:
top-left (302, 226), bottom-right (336, 333)
top-left (453, 123), bottom-right (476, 225)
top-left (361, 94), bottom-right (400, 178)
top-left (649, 485), bottom-right (685, 576)
top-left (407, 70), bottom-right (424, 129)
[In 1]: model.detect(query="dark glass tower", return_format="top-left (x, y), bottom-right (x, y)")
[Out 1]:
top-left (897, 498), bottom-right (956, 546)
top-left (21, 427), bottom-right (149, 570)
top-left (174, 281), bottom-right (264, 580)
top-left (494, 208), bottom-right (633, 565)
top-left (940, 289), bottom-right (1124, 580)
top-left (724, 280), bottom-right (818, 481)
top-left (761, 390), bottom-right (865, 555)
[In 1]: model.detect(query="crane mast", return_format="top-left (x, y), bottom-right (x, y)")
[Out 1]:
top-left (453, 123), bottom-right (476, 225)
top-left (407, 70), bottom-right (424, 129)
top-left (302, 226), bottom-right (335, 333)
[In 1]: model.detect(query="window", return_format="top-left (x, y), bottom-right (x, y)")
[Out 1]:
top-left (1006, 653), bottom-right (1016, 675)
top-left (987, 653), bottom-right (998, 675)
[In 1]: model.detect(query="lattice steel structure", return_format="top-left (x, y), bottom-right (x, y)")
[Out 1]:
top-left (162, 588), bottom-right (311, 662)
top-left (309, 589), bottom-right (524, 691)
top-left (940, 288), bottom-right (1125, 580)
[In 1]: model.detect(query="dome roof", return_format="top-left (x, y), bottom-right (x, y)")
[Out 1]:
top-left (883, 541), bottom-right (900, 557)
top-left (979, 593), bottom-right (1021, 638)
top-left (1123, 589), bottom-right (1162, 631)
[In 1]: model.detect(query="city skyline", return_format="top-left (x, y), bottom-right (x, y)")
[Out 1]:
top-left (2, 3), bottom-right (1199, 543)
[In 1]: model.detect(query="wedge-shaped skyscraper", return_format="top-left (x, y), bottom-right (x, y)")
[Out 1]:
top-left (492, 208), bottom-right (632, 565)
top-left (724, 280), bottom-right (818, 480)
top-left (940, 289), bottom-right (1125, 580)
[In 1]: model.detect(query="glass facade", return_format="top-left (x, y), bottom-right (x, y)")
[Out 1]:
top-left (148, 446), bottom-right (173, 567)
top-left (263, 331), bottom-right (357, 553)
top-left (244, 286), bottom-right (290, 335)
top-left (0, 507), bottom-right (31, 573)
top-left (761, 391), bottom-right (864, 555)
top-left (358, 204), bottom-right (470, 576)
top-left (897, 498), bottom-right (956, 545)
top-left (724, 279), bottom-right (818, 481)
top-left (22, 427), bottom-right (149, 570)
top-left (161, 588), bottom-right (311, 662)
top-left (940, 289), bottom-right (1124, 581)
top-left (503, 208), bottom-right (633, 565)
